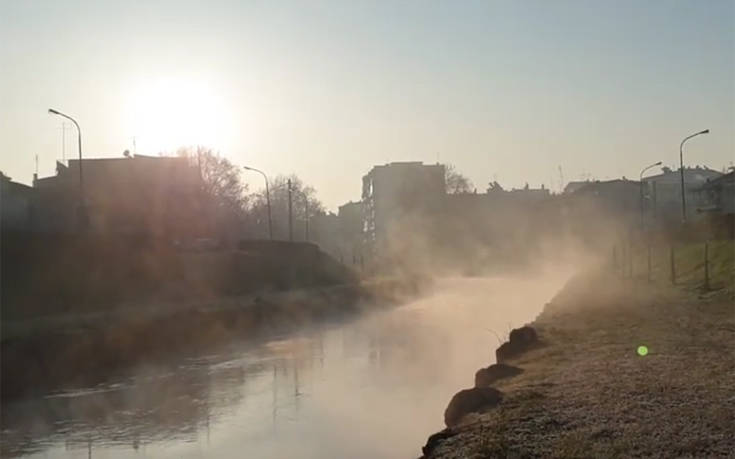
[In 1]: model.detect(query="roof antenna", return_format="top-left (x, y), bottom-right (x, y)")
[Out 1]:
top-left (61, 123), bottom-right (66, 161)
top-left (558, 165), bottom-right (565, 193)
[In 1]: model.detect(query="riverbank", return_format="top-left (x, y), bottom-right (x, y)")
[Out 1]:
top-left (422, 271), bottom-right (735, 458)
top-left (1, 276), bottom-right (428, 401)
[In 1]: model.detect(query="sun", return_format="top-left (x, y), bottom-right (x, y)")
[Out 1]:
top-left (124, 77), bottom-right (232, 154)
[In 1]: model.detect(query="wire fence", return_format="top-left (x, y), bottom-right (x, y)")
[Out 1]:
top-left (611, 239), bottom-right (735, 292)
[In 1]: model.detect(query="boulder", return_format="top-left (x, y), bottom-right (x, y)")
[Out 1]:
top-left (509, 325), bottom-right (537, 344)
top-left (474, 363), bottom-right (523, 387)
top-left (496, 325), bottom-right (539, 363)
top-left (421, 428), bottom-right (456, 457)
top-left (444, 387), bottom-right (502, 427)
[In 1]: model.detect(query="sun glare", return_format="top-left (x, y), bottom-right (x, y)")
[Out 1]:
top-left (124, 77), bottom-right (232, 154)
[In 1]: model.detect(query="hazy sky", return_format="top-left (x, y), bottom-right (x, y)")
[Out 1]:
top-left (1, 0), bottom-right (733, 210)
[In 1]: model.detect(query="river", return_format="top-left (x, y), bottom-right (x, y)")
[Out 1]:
top-left (2, 274), bottom-right (569, 458)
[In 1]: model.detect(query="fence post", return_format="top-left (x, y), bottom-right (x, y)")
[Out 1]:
top-left (647, 243), bottom-right (652, 283)
top-left (612, 245), bottom-right (618, 273)
top-left (652, 181), bottom-right (657, 221)
top-left (670, 245), bottom-right (676, 285)
top-left (628, 238), bottom-right (634, 279)
top-left (704, 241), bottom-right (710, 291)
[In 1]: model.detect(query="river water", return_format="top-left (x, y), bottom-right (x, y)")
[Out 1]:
top-left (2, 274), bottom-right (569, 458)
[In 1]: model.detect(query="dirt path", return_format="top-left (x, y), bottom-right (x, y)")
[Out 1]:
top-left (423, 273), bottom-right (735, 458)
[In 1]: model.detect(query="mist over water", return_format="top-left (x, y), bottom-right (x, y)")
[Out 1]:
top-left (3, 272), bottom-right (571, 459)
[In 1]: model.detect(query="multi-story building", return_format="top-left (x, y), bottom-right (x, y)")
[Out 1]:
top-left (361, 162), bottom-right (445, 253)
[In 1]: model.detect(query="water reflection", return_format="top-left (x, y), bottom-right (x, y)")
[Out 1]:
top-left (2, 275), bottom-right (568, 458)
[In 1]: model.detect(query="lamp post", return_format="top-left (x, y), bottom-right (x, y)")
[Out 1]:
top-left (48, 108), bottom-right (87, 229)
top-left (243, 166), bottom-right (273, 240)
top-left (679, 129), bottom-right (709, 223)
top-left (639, 161), bottom-right (662, 231)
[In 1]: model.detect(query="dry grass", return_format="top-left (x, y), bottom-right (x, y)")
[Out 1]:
top-left (425, 272), bottom-right (735, 458)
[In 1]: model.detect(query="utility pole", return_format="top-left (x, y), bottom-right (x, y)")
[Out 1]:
top-left (304, 197), bottom-right (309, 242)
top-left (704, 241), bottom-right (710, 290)
top-left (288, 179), bottom-right (293, 242)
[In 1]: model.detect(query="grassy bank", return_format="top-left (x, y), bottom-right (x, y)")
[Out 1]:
top-left (1, 231), bottom-right (386, 400)
top-left (1, 276), bottom-right (428, 401)
top-left (623, 239), bottom-right (735, 292)
top-left (423, 248), bottom-right (734, 457)
top-left (1, 231), bottom-right (356, 320)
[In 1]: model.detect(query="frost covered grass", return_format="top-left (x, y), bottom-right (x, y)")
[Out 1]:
top-left (424, 271), bottom-right (735, 458)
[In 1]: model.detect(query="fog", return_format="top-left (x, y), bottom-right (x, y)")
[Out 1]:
top-left (2, 270), bottom-right (572, 458)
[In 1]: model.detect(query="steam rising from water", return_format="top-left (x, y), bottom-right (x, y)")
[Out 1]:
top-left (3, 270), bottom-right (572, 458)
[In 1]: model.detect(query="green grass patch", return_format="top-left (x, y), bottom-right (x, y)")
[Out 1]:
top-left (627, 239), bottom-right (734, 291)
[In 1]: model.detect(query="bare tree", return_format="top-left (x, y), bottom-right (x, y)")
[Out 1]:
top-left (176, 146), bottom-right (249, 241)
top-left (445, 164), bottom-right (473, 194)
top-left (189, 147), bottom-right (248, 212)
top-left (247, 174), bottom-right (325, 240)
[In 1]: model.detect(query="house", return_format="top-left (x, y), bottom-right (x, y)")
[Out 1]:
top-left (560, 179), bottom-right (643, 240)
top-left (32, 154), bottom-right (210, 238)
top-left (309, 211), bottom-right (340, 259)
top-left (337, 201), bottom-right (364, 262)
top-left (440, 184), bottom-right (553, 257)
top-left (1, 173), bottom-right (34, 231)
top-left (641, 166), bottom-right (722, 222)
top-left (696, 171), bottom-right (735, 215)
top-left (306, 200), bottom-right (367, 264)
top-left (338, 201), bottom-right (363, 238)
top-left (563, 180), bottom-right (591, 194)
top-left (571, 179), bottom-right (641, 212)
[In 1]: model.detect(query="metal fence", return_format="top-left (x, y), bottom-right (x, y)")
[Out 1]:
top-left (612, 239), bottom-right (735, 292)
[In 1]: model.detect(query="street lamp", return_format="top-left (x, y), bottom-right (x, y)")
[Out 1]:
top-left (243, 166), bottom-right (273, 240)
top-left (639, 161), bottom-right (662, 231)
top-left (48, 108), bottom-right (87, 229)
top-left (679, 129), bottom-right (709, 223)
